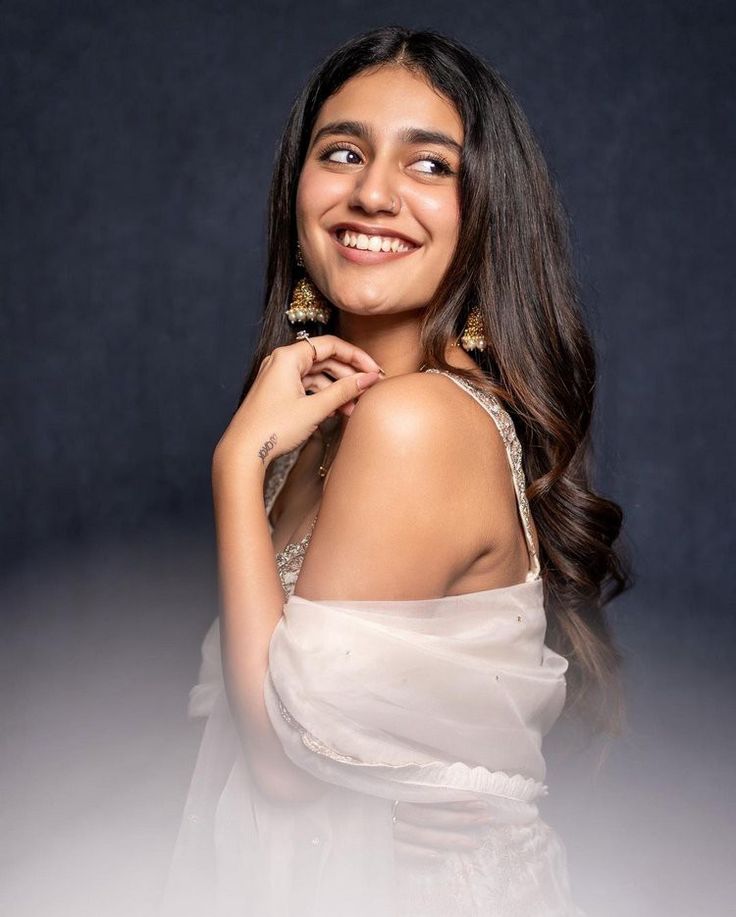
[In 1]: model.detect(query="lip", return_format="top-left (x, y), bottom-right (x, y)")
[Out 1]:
top-left (329, 224), bottom-right (421, 264)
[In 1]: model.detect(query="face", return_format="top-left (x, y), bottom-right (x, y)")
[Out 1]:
top-left (296, 65), bottom-right (463, 317)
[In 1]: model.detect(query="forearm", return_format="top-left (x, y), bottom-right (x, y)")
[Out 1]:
top-left (211, 446), bottom-right (328, 804)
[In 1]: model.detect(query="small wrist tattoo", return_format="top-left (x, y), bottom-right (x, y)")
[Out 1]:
top-left (257, 432), bottom-right (278, 465)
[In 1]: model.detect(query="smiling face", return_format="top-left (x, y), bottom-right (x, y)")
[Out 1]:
top-left (296, 65), bottom-right (463, 318)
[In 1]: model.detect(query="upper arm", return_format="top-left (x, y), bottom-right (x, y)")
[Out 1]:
top-left (293, 373), bottom-right (497, 601)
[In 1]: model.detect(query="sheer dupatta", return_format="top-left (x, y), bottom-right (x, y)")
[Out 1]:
top-left (159, 580), bottom-right (576, 917)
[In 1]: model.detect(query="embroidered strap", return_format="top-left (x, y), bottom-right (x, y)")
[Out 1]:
top-left (422, 369), bottom-right (541, 579)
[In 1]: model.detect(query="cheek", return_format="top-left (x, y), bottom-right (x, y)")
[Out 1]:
top-left (412, 189), bottom-right (460, 250)
top-left (297, 164), bottom-right (347, 221)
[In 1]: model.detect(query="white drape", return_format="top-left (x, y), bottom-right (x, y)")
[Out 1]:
top-left (158, 579), bottom-right (585, 916)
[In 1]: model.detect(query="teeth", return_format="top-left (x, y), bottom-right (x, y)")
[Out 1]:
top-left (338, 230), bottom-right (413, 253)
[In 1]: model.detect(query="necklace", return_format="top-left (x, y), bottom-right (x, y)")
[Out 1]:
top-left (318, 425), bottom-right (341, 479)
top-left (318, 435), bottom-right (332, 479)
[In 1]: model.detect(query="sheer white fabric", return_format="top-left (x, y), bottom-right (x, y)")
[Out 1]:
top-left (158, 371), bottom-right (586, 916)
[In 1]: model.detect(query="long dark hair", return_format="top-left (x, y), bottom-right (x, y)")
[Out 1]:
top-left (238, 27), bottom-right (633, 738)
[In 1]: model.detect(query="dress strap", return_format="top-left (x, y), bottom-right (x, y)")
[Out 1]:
top-left (422, 369), bottom-right (541, 580)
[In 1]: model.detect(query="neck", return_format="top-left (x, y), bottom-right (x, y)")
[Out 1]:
top-left (333, 307), bottom-right (483, 379)
top-left (320, 307), bottom-right (484, 441)
top-left (335, 308), bottom-right (426, 377)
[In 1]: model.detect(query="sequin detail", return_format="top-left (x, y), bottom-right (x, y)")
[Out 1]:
top-left (265, 446), bottom-right (315, 598)
top-left (273, 677), bottom-right (367, 765)
top-left (275, 514), bottom-right (318, 598)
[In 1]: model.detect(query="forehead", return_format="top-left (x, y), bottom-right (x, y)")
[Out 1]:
top-left (310, 66), bottom-right (464, 143)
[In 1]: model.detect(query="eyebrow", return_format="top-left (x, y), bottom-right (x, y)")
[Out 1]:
top-left (310, 120), bottom-right (463, 155)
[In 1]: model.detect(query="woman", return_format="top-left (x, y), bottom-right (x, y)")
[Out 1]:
top-left (159, 26), bottom-right (629, 917)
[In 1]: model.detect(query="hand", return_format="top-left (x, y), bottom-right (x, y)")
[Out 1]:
top-left (392, 799), bottom-right (494, 862)
top-left (213, 334), bottom-right (383, 473)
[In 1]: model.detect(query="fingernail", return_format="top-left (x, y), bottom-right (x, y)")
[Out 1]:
top-left (356, 372), bottom-right (380, 391)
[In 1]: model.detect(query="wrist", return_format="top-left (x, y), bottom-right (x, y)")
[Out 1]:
top-left (212, 438), bottom-right (271, 489)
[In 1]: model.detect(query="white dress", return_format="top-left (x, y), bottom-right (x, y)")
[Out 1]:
top-left (158, 369), bottom-right (586, 916)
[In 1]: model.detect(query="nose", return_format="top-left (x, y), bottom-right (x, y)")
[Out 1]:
top-left (348, 156), bottom-right (400, 215)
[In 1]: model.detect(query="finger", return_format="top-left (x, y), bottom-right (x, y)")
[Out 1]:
top-left (301, 372), bottom-right (334, 394)
top-left (393, 820), bottom-right (482, 852)
top-left (305, 371), bottom-right (381, 421)
top-left (295, 334), bottom-right (383, 376)
top-left (394, 838), bottom-right (444, 864)
top-left (308, 358), bottom-right (363, 382)
top-left (302, 373), bottom-right (357, 418)
top-left (396, 801), bottom-right (493, 830)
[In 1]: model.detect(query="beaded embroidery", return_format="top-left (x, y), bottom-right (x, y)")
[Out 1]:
top-left (271, 675), bottom-right (366, 765)
top-left (274, 514), bottom-right (318, 597)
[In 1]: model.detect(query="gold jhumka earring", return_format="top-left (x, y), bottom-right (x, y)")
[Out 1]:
top-left (454, 305), bottom-right (488, 352)
top-left (285, 241), bottom-right (332, 326)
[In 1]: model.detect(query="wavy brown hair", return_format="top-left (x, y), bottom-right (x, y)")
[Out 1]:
top-left (237, 27), bottom-right (633, 738)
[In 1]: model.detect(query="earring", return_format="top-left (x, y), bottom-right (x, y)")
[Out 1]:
top-left (455, 305), bottom-right (488, 352)
top-left (286, 242), bottom-right (332, 325)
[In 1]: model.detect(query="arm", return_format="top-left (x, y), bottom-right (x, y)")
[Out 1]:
top-left (211, 335), bottom-right (382, 805)
top-left (212, 455), bottom-right (328, 805)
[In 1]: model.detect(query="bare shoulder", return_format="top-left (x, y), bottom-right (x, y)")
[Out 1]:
top-left (344, 370), bottom-right (502, 445)
top-left (345, 370), bottom-right (510, 469)
top-left (294, 371), bottom-right (513, 601)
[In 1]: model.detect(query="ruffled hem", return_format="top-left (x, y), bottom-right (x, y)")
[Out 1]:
top-left (363, 758), bottom-right (548, 803)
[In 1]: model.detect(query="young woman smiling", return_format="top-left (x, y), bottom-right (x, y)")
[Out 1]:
top-left (160, 26), bottom-right (629, 917)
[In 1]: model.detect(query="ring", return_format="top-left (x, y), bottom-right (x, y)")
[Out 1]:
top-left (295, 329), bottom-right (318, 361)
top-left (391, 800), bottom-right (400, 824)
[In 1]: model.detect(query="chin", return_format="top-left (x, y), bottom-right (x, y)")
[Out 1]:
top-left (330, 292), bottom-right (394, 315)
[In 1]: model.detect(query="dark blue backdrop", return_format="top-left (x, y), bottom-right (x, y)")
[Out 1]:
top-left (2, 3), bottom-right (733, 915)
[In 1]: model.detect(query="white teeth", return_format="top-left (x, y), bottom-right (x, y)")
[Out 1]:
top-left (338, 230), bottom-right (412, 253)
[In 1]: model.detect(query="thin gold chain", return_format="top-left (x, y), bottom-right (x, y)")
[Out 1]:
top-left (318, 433), bottom-right (334, 479)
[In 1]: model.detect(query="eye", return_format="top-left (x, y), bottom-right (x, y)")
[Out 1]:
top-left (318, 143), bottom-right (362, 165)
top-left (410, 155), bottom-right (455, 177)
top-left (316, 143), bottom-right (456, 177)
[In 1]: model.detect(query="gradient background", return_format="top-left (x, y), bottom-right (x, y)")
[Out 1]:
top-left (2, 2), bottom-right (734, 915)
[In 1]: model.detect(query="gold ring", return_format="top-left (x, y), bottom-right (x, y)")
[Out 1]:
top-left (295, 329), bottom-right (318, 361)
